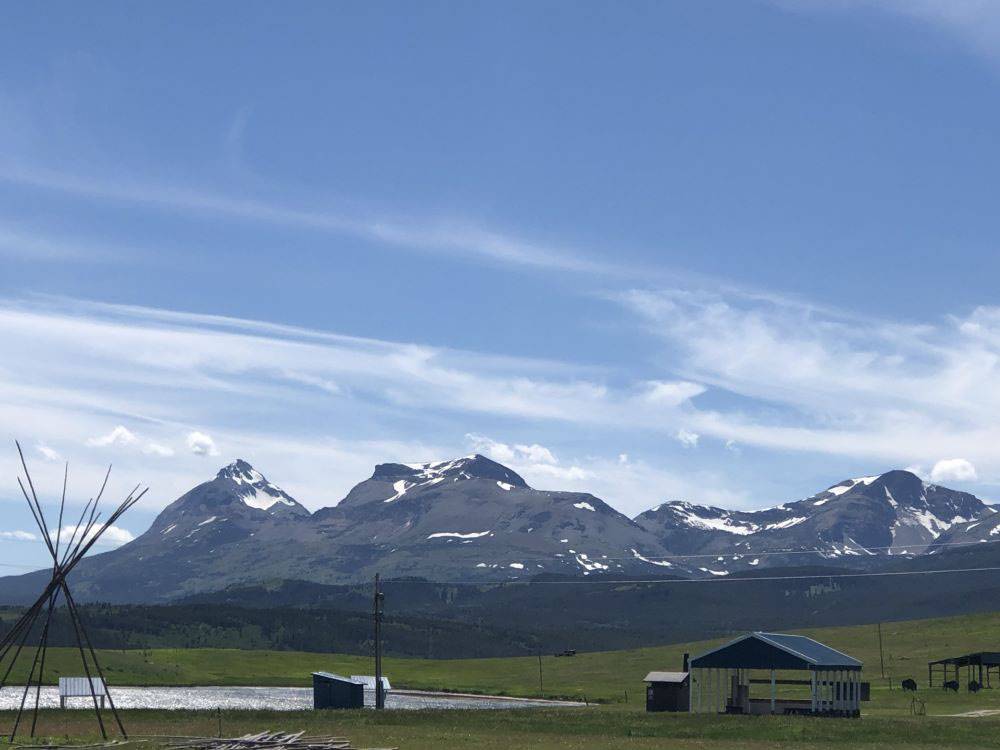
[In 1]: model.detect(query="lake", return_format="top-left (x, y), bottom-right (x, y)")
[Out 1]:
top-left (0, 686), bottom-right (585, 711)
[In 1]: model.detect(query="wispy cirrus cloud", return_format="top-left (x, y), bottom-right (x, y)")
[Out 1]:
top-left (775, 1), bottom-right (1000, 63)
top-left (618, 287), bottom-right (1000, 479)
top-left (0, 295), bottom-right (713, 514)
top-left (7, 288), bottom-right (1000, 522)
top-left (0, 164), bottom-right (629, 277)
top-left (0, 221), bottom-right (118, 262)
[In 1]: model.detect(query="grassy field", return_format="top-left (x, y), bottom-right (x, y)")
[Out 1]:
top-left (4, 708), bottom-right (1000, 750)
top-left (8, 609), bottom-right (1000, 706)
top-left (6, 611), bottom-right (1000, 748)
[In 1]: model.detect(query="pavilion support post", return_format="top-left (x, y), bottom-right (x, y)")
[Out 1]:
top-left (769, 669), bottom-right (776, 714)
top-left (696, 669), bottom-right (702, 713)
top-left (811, 671), bottom-right (817, 713)
top-left (717, 669), bottom-right (722, 714)
top-left (705, 669), bottom-right (710, 714)
top-left (715, 669), bottom-right (720, 714)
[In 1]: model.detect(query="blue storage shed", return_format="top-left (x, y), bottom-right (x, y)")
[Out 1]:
top-left (312, 672), bottom-right (364, 710)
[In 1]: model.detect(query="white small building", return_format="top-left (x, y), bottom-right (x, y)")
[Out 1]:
top-left (58, 677), bottom-right (107, 709)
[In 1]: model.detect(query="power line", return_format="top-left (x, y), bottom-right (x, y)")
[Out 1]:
top-left (377, 564), bottom-right (1000, 586)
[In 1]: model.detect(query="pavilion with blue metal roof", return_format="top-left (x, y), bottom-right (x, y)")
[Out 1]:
top-left (688, 632), bottom-right (863, 717)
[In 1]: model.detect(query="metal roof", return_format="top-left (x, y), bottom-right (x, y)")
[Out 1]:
top-left (350, 675), bottom-right (392, 691)
top-left (312, 672), bottom-right (363, 684)
top-left (643, 671), bottom-right (689, 683)
top-left (928, 652), bottom-right (1000, 667)
top-left (690, 632), bottom-right (862, 671)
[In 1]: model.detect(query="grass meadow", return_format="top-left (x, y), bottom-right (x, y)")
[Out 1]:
top-left (5, 610), bottom-right (1000, 748)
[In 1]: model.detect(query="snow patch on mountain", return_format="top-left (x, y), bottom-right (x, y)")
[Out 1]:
top-left (427, 531), bottom-right (492, 540)
top-left (241, 486), bottom-right (297, 511)
top-left (765, 516), bottom-right (807, 530)
top-left (573, 502), bottom-right (596, 512)
top-left (662, 502), bottom-right (759, 535)
top-left (631, 548), bottom-right (673, 567)
top-left (575, 552), bottom-right (609, 571)
top-left (825, 475), bottom-right (880, 497)
top-left (385, 480), bottom-right (410, 503)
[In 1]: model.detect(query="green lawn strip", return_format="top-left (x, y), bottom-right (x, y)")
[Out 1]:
top-left (4, 709), bottom-right (1000, 750)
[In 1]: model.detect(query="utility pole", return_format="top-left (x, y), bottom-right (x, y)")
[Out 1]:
top-left (537, 653), bottom-right (543, 695)
top-left (877, 622), bottom-right (885, 679)
top-left (373, 574), bottom-right (385, 710)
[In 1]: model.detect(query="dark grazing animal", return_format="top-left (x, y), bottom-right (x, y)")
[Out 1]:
top-left (901, 679), bottom-right (917, 692)
top-left (943, 680), bottom-right (959, 692)
top-left (969, 680), bottom-right (982, 693)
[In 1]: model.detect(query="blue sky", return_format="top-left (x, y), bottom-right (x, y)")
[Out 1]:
top-left (3, 0), bottom-right (1000, 571)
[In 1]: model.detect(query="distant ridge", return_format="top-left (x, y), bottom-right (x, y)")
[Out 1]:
top-left (0, 458), bottom-right (993, 603)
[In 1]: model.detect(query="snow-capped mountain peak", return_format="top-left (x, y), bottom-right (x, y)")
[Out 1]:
top-left (214, 459), bottom-right (306, 514)
top-left (635, 469), bottom-right (993, 574)
top-left (217, 459), bottom-right (265, 485)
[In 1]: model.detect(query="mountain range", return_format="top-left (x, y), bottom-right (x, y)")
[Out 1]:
top-left (1, 455), bottom-right (997, 604)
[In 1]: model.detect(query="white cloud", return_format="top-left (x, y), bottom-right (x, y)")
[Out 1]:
top-left (618, 453), bottom-right (629, 464)
top-left (465, 434), bottom-right (557, 465)
top-left (676, 429), bottom-right (700, 448)
top-left (930, 458), bottom-right (978, 483)
top-left (524, 453), bottom-right (750, 515)
top-left (86, 425), bottom-right (137, 448)
top-left (186, 431), bottom-right (219, 457)
top-left (618, 288), bottom-right (1000, 477)
top-left (35, 443), bottom-right (60, 461)
top-left (643, 380), bottom-right (706, 406)
top-left (6, 290), bottom-right (1000, 520)
top-left (51, 524), bottom-right (135, 548)
top-left (527, 463), bottom-right (593, 482)
top-left (0, 530), bottom-right (38, 541)
top-left (465, 433), bottom-right (591, 483)
top-left (142, 442), bottom-right (175, 457)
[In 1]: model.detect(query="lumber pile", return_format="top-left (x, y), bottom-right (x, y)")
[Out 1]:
top-left (167, 730), bottom-right (395, 750)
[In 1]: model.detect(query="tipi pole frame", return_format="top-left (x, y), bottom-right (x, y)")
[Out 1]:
top-left (5, 442), bottom-right (145, 740)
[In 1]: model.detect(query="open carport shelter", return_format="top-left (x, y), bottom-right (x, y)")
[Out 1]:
top-left (928, 652), bottom-right (1000, 688)
top-left (689, 632), bottom-right (863, 716)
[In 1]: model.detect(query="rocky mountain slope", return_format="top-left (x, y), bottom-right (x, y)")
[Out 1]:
top-left (634, 469), bottom-right (994, 574)
top-left (309, 454), bottom-right (673, 580)
top-left (0, 458), bottom-right (994, 603)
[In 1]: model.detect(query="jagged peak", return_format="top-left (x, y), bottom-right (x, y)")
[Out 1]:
top-left (217, 459), bottom-right (264, 484)
top-left (214, 460), bottom-right (305, 514)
